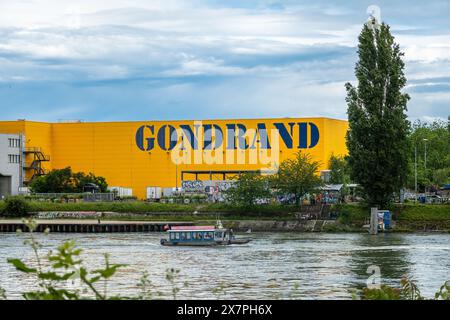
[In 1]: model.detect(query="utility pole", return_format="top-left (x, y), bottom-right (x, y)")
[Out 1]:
top-left (414, 144), bottom-right (417, 203)
top-left (423, 138), bottom-right (428, 170)
top-left (370, 207), bottom-right (378, 235)
top-left (423, 138), bottom-right (428, 194)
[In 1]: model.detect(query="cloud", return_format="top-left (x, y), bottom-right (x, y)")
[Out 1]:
top-left (0, 0), bottom-right (449, 122)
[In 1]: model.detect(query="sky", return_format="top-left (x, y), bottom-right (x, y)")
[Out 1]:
top-left (0, 0), bottom-right (449, 123)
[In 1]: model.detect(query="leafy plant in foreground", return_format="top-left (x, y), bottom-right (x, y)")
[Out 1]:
top-left (165, 268), bottom-right (188, 300)
top-left (357, 277), bottom-right (449, 300)
top-left (7, 219), bottom-right (126, 300)
top-left (2, 220), bottom-right (191, 300)
top-left (434, 280), bottom-right (450, 300)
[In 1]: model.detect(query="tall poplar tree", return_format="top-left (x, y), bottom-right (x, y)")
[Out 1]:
top-left (345, 18), bottom-right (410, 207)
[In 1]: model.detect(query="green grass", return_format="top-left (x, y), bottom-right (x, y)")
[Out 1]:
top-left (332, 203), bottom-right (450, 223)
top-left (331, 203), bottom-right (368, 224)
top-left (1, 200), bottom-right (447, 224)
top-left (395, 204), bottom-right (450, 221)
top-left (321, 222), bottom-right (361, 233)
top-left (0, 200), bottom-right (298, 217)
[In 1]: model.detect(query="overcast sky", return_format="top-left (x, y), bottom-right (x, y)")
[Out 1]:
top-left (0, 0), bottom-right (449, 122)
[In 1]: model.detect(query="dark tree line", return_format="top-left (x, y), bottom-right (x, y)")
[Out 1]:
top-left (29, 167), bottom-right (108, 193)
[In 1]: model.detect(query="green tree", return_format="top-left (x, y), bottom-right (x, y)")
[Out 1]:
top-left (345, 19), bottom-right (410, 207)
top-left (30, 167), bottom-right (75, 193)
top-left (328, 154), bottom-right (351, 184)
top-left (73, 172), bottom-right (108, 192)
top-left (407, 119), bottom-right (450, 191)
top-left (29, 167), bottom-right (108, 193)
top-left (225, 171), bottom-right (270, 207)
top-left (271, 151), bottom-right (323, 206)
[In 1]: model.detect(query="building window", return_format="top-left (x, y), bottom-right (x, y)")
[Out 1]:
top-left (8, 138), bottom-right (21, 148)
top-left (8, 154), bottom-right (21, 163)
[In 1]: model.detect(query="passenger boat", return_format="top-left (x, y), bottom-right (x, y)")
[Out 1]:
top-left (160, 222), bottom-right (252, 246)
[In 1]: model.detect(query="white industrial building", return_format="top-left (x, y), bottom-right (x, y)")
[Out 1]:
top-left (0, 133), bottom-right (24, 199)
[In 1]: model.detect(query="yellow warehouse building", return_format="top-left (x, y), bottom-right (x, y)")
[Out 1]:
top-left (0, 117), bottom-right (348, 199)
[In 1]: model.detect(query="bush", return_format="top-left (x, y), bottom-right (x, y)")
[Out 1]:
top-left (224, 172), bottom-right (271, 207)
top-left (1, 196), bottom-right (31, 217)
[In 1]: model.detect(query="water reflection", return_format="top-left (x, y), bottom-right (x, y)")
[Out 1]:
top-left (348, 233), bottom-right (411, 290)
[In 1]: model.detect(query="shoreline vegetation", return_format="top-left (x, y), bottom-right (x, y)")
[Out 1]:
top-left (1, 200), bottom-right (449, 233)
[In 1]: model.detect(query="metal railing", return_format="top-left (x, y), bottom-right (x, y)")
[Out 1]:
top-left (24, 147), bottom-right (42, 153)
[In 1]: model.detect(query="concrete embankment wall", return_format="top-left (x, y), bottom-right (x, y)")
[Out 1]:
top-left (31, 211), bottom-right (338, 232)
top-left (23, 211), bottom-right (450, 233)
top-left (201, 220), bottom-right (337, 232)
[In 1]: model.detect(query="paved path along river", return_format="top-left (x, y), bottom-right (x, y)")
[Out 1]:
top-left (0, 232), bottom-right (449, 299)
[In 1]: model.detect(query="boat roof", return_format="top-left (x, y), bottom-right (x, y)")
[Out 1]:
top-left (169, 226), bottom-right (215, 231)
top-left (168, 226), bottom-right (228, 232)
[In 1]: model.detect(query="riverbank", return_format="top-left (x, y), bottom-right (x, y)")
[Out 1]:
top-left (333, 203), bottom-right (450, 232)
top-left (0, 218), bottom-right (340, 232)
top-left (0, 201), bottom-right (448, 232)
top-left (0, 201), bottom-right (296, 215)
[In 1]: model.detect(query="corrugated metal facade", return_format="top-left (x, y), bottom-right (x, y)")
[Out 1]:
top-left (0, 118), bottom-right (348, 199)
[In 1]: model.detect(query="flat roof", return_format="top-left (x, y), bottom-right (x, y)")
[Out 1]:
top-left (0, 116), bottom-right (348, 125)
top-left (170, 226), bottom-right (216, 231)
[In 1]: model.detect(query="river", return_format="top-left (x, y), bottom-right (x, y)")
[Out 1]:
top-left (0, 232), bottom-right (449, 299)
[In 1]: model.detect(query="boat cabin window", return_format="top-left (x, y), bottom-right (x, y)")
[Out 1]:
top-left (170, 230), bottom-right (216, 241)
top-left (215, 232), bottom-right (223, 238)
top-left (193, 232), bottom-right (204, 240)
top-left (204, 232), bottom-right (214, 240)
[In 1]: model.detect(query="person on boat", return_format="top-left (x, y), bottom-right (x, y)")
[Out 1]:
top-left (229, 228), bottom-right (235, 240)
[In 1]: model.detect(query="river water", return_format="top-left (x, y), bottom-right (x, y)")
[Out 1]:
top-left (0, 232), bottom-right (449, 299)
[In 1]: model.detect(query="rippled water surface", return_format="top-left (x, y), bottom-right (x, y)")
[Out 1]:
top-left (1, 232), bottom-right (449, 299)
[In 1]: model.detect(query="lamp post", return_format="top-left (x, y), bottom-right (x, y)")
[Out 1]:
top-left (175, 163), bottom-right (178, 191)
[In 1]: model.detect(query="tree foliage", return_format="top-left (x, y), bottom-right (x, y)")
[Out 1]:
top-left (225, 172), bottom-right (270, 207)
top-left (270, 151), bottom-right (323, 205)
top-left (406, 119), bottom-right (450, 191)
top-left (29, 167), bottom-right (108, 193)
top-left (328, 154), bottom-right (351, 184)
top-left (1, 196), bottom-right (31, 217)
top-left (345, 19), bottom-right (410, 207)
top-left (358, 277), bottom-right (450, 300)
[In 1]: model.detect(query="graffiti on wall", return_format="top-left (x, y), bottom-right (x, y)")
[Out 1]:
top-left (181, 180), bottom-right (205, 192)
top-left (181, 180), bottom-right (236, 202)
